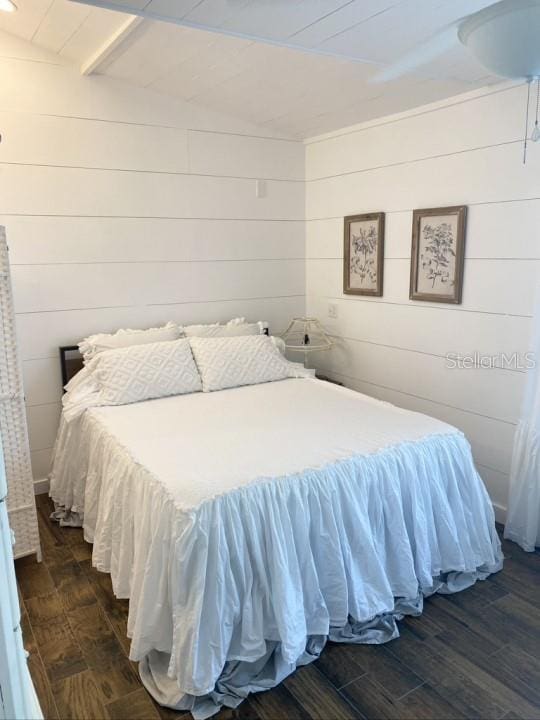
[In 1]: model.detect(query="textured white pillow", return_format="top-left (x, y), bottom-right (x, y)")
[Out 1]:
top-left (189, 335), bottom-right (298, 392)
top-left (91, 339), bottom-right (201, 405)
top-left (183, 317), bottom-right (266, 338)
top-left (79, 322), bottom-right (181, 361)
top-left (271, 336), bottom-right (287, 355)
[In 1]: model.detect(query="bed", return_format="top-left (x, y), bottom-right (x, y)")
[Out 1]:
top-left (50, 336), bottom-right (503, 719)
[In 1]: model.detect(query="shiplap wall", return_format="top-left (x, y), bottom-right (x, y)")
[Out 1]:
top-left (305, 82), bottom-right (540, 520)
top-left (0, 31), bottom-right (305, 484)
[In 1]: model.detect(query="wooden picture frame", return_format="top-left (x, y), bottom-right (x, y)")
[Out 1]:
top-left (409, 205), bottom-right (467, 304)
top-left (343, 212), bottom-right (385, 296)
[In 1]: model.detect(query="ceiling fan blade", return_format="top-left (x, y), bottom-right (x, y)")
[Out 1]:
top-left (371, 24), bottom-right (459, 83)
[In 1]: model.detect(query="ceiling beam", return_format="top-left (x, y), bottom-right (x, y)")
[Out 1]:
top-left (80, 13), bottom-right (143, 76)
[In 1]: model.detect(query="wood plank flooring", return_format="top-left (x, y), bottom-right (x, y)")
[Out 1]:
top-left (16, 494), bottom-right (540, 720)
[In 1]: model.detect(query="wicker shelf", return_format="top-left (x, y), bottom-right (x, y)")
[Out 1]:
top-left (0, 227), bottom-right (41, 560)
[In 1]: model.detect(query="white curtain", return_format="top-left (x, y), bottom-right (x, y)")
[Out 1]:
top-left (504, 287), bottom-right (540, 552)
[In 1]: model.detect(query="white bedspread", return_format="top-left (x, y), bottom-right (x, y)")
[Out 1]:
top-left (90, 379), bottom-right (457, 507)
top-left (50, 378), bottom-right (502, 715)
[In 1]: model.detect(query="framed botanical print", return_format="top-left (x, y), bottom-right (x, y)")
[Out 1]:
top-left (343, 212), bottom-right (385, 296)
top-left (409, 205), bottom-right (467, 304)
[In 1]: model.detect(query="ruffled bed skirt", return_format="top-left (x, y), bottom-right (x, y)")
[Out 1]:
top-left (49, 415), bottom-right (503, 719)
top-left (139, 566), bottom-right (497, 719)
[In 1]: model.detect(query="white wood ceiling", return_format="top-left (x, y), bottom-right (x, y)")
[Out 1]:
top-left (0, 0), bottom-right (128, 62)
top-left (0, 0), bottom-right (501, 138)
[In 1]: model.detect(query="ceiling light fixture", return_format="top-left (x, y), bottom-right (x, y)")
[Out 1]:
top-left (0, 0), bottom-right (17, 11)
top-left (457, 1), bottom-right (540, 80)
top-left (374, 0), bottom-right (540, 164)
top-left (458, 0), bottom-right (540, 164)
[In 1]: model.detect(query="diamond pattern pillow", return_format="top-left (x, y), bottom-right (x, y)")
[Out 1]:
top-left (189, 335), bottom-right (293, 392)
top-left (92, 339), bottom-right (202, 405)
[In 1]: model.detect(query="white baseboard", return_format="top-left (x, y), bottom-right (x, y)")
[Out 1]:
top-left (493, 502), bottom-right (507, 526)
top-left (33, 478), bottom-right (49, 495)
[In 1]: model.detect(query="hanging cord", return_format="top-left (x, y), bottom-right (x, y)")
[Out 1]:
top-left (523, 79), bottom-right (532, 164)
top-left (532, 78), bottom-right (540, 142)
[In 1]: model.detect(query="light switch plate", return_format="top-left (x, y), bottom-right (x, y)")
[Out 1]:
top-left (255, 179), bottom-right (266, 198)
top-left (328, 303), bottom-right (338, 319)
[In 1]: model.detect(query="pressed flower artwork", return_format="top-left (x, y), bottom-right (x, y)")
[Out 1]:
top-left (410, 206), bottom-right (467, 304)
top-left (343, 212), bottom-right (385, 296)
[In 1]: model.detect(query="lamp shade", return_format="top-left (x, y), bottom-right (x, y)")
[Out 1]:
top-left (280, 317), bottom-right (333, 353)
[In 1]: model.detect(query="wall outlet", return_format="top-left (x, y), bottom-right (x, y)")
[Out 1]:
top-left (328, 302), bottom-right (338, 319)
top-left (255, 179), bottom-right (266, 198)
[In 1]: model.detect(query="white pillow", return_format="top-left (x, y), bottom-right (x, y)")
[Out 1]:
top-left (271, 336), bottom-right (287, 355)
top-left (183, 317), bottom-right (266, 338)
top-left (189, 335), bottom-right (300, 392)
top-left (91, 339), bottom-right (201, 405)
top-left (79, 322), bottom-right (181, 361)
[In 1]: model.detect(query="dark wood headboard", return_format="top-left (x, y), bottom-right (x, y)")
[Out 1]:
top-left (59, 326), bottom-right (270, 391)
top-left (59, 345), bottom-right (84, 389)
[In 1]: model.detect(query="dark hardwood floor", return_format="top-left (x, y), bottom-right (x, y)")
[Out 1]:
top-left (16, 494), bottom-right (540, 720)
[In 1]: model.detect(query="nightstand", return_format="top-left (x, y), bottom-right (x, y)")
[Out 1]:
top-left (315, 373), bottom-right (344, 386)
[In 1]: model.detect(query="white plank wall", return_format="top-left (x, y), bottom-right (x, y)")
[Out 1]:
top-left (0, 31), bottom-right (305, 483)
top-left (305, 82), bottom-right (540, 519)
